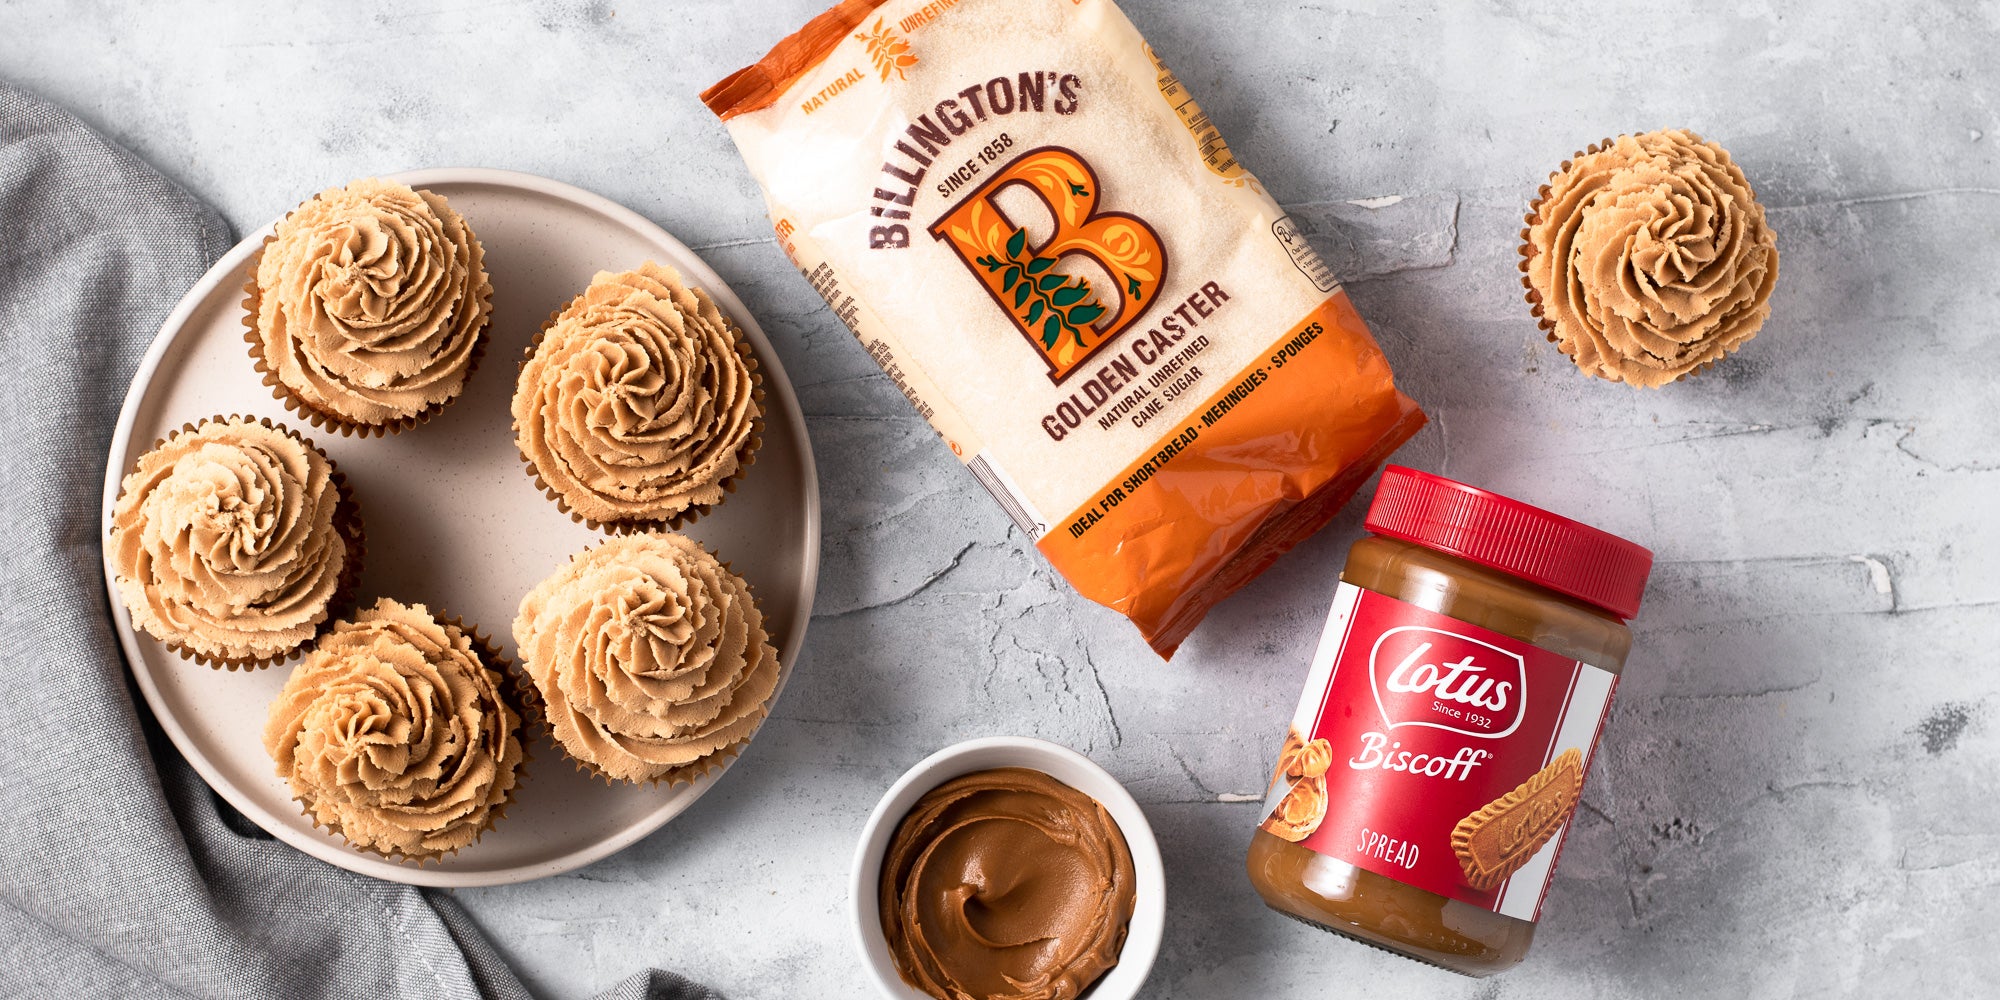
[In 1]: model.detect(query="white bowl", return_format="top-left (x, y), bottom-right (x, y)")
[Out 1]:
top-left (99, 168), bottom-right (819, 886)
top-left (850, 736), bottom-right (1166, 1000)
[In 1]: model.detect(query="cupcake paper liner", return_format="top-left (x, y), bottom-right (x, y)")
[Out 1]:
top-left (287, 608), bottom-right (536, 865)
top-left (513, 298), bottom-right (768, 535)
top-left (242, 214), bottom-right (495, 438)
top-left (121, 414), bottom-right (366, 671)
top-left (446, 612), bottom-right (549, 749)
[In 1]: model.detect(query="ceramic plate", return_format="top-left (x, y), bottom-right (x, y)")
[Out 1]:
top-left (100, 168), bottom-right (819, 887)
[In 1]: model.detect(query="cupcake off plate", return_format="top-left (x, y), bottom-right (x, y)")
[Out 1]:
top-left (99, 168), bottom-right (819, 887)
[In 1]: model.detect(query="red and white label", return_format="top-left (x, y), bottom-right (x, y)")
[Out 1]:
top-left (1258, 582), bottom-right (1617, 922)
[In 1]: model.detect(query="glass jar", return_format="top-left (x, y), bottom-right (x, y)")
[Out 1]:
top-left (1246, 466), bottom-right (1652, 975)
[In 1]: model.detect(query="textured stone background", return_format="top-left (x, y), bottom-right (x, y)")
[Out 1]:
top-left (8, 0), bottom-right (1998, 996)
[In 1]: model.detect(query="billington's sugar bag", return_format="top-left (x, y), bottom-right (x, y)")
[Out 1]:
top-left (704, 0), bottom-right (1426, 656)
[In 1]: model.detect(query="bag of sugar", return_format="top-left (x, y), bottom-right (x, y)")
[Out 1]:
top-left (704, 0), bottom-right (1426, 657)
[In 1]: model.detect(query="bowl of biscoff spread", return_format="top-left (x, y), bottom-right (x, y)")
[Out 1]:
top-left (852, 737), bottom-right (1165, 1000)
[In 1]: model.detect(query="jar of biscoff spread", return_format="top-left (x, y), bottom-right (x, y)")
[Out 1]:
top-left (1247, 466), bottom-right (1652, 975)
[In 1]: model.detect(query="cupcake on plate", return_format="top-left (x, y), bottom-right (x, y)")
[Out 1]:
top-left (263, 598), bottom-right (531, 861)
top-left (247, 178), bottom-right (492, 435)
top-left (513, 533), bottom-right (779, 785)
top-left (109, 415), bottom-right (361, 668)
top-left (1521, 129), bottom-right (1779, 387)
top-left (513, 262), bottom-right (764, 532)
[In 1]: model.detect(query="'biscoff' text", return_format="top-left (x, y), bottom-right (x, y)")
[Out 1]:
top-left (1347, 733), bottom-right (1492, 781)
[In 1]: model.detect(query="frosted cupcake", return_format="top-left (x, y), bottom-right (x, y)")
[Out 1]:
top-left (263, 599), bottom-right (529, 861)
top-left (513, 262), bottom-right (763, 532)
top-left (109, 415), bottom-right (360, 668)
top-left (514, 533), bottom-right (779, 784)
top-left (248, 178), bottom-right (492, 434)
top-left (1521, 129), bottom-right (1779, 387)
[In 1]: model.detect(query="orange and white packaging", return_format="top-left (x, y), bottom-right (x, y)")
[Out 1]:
top-left (703, 0), bottom-right (1426, 656)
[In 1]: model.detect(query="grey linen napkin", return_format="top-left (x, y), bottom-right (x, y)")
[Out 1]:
top-left (0, 83), bottom-right (718, 1000)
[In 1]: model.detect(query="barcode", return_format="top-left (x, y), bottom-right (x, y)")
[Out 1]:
top-left (967, 454), bottom-right (1046, 539)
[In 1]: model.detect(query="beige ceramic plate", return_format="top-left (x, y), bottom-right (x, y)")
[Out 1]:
top-left (100, 168), bottom-right (819, 887)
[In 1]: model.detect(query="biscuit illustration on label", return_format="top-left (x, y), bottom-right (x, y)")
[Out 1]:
top-left (1269, 728), bottom-right (1305, 788)
top-left (1262, 778), bottom-right (1327, 843)
top-left (1451, 748), bottom-right (1584, 891)
top-left (1272, 729), bottom-right (1333, 783)
top-left (1262, 729), bottom-right (1332, 842)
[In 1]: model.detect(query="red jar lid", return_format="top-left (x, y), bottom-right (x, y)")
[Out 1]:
top-left (1363, 466), bottom-right (1654, 620)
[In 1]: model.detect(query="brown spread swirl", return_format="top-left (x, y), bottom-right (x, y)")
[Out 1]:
top-left (253, 178), bottom-right (491, 426)
top-left (1524, 129), bottom-right (1779, 387)
top-left (513, 533), bottom-right (779, 784)
top-left (880, 768), bottom-right (1136, 1000)
top-left (262, 599), bottom-right (524, 859)
top-left (110, 416), bottom-right (352, 664)
top-left (513, 262), bottom-right (761, 528)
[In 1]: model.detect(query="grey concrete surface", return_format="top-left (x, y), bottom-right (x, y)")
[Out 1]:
top-left (8, 0), bottom-right (1998, 996)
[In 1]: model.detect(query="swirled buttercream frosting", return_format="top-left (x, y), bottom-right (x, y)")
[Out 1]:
top-left (110, 416), bottom-right (355, 665)
top-left (513, 262), bottom-right (762, 529)
top-left (513, 533), bottom-right (779, 784)
top-left (251, 178), bottom-right (491, 428)
top-left (1523, 129), bottom-right (1779, 387)
top-left (263, 598), bottom-right (525, 859)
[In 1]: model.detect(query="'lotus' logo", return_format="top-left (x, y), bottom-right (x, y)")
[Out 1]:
top-left (1367, 626), bottom-right (1526, 739)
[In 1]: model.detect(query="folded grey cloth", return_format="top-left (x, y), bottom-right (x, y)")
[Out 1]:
top-left (0, 83), bottom-right (718, 1000)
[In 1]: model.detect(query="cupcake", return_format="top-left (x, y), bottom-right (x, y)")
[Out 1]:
top-left (109, 415), bottom-right (361, 668)
top-left (513, 262), bottom-right (764, 532)
top-left (1521, 129), bottom-right (1779, 387)
top-left (263, 598), bottom-right (529, 861)
top-left (514, 533), bottom-right (780, 785)
top-left (247, 178), bottom-right (492, 434)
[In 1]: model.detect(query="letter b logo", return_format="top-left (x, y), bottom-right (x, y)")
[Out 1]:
top-left (929, 147), bottom-right (1166, 382)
